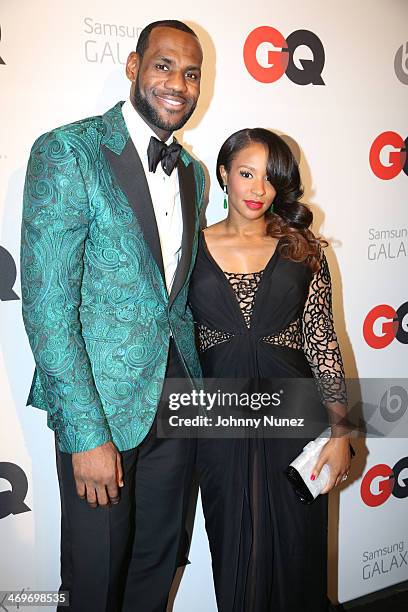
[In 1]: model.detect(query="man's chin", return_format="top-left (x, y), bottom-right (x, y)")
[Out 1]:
top-left (153, 118), bottom-right (191, 133)
top-left (151, 98), bottom-right (196, 130)
top-left (153, 108), bottom-right (192, 132)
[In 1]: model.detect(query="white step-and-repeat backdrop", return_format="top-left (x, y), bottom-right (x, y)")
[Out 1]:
top-left (1, 0), bottom-right (407, 609)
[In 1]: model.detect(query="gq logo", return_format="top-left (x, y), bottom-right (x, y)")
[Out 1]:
top-left (0, 26), bottom-right (5, 65)
top-left (0, 463), bottom-right (31, 519)
top-left (363, 301), bottom-right (408, 349)
top-left (244, 26), bottom-right (325, 85)
top-left (369, 132), bottom-right (407, 180)
top-left (360, 456), bottom-right (408, 507)
top-left (0, 246), bottom-right (19, 301)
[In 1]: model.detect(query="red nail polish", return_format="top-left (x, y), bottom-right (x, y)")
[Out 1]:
top-left (310, 474), bottom-right (316, 481)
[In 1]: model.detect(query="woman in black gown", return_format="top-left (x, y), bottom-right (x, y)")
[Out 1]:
top-left (188, 128), bottom-right (352, 612)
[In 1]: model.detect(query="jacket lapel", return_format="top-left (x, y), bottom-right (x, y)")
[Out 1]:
top-left (100, 102), bottom-right (198, 304)
top-left (169, 157), bottom-right (196, 307)
top-left (101, 103), bottom-right (165, 281)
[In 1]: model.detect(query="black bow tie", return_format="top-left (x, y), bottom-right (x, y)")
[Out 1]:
top-left (147, 136), bottom-right (182, 176)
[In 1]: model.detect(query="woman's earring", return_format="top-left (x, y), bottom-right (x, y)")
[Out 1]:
top-left (268, 201), bottom-right (275, 213)
top-left (223, 184), bottom-right (228, 210)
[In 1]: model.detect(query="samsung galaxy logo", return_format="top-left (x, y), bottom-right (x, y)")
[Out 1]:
top-left (368, 227), bottom-right (408, 262)
top-left (83, 17), bottom-right (143, 65)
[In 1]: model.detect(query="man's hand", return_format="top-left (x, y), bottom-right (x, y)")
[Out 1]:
top-left (72, 441), bottom-right (124, 508)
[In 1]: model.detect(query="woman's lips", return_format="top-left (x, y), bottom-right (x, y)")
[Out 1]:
top-left (244, 200), bottom-right (263, 210)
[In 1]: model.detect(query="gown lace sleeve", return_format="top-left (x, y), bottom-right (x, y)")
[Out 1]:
top-left (302, 251), bottom-right (350, 434)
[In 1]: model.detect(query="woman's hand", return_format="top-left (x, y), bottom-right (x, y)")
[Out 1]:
top-left (310, 436), bottom-right (352, 494)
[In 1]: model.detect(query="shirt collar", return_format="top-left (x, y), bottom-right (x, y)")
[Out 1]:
top-left (122, 98), bottom-right (175, 162)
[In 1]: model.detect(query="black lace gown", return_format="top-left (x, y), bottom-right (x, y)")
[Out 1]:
top-left (188, 232), bottom-right (347, 612)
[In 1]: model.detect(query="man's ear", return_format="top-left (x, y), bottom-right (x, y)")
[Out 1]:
top-left (126, 51), bottom-right (140, 83)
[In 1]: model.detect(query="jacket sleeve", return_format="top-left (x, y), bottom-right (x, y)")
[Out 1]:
top-left (20, 130), bottom-right (112, 453)
top-left (194, 159), bottom-right (206, 212)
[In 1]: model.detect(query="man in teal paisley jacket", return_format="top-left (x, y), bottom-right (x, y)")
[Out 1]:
top-left (21, 20), bottom-right (205, 612)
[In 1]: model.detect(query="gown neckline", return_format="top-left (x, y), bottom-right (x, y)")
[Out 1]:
top-left (200, 231), bottom-right (281, 329)
top-left (200, 230), bottom-right (280, 275)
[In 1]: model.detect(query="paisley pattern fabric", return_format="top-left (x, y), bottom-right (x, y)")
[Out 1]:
top-left (21, 102), bottom-right (205, 453)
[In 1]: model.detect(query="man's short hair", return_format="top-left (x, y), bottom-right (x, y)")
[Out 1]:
top-left (136, 20), bottom-right (198, 57)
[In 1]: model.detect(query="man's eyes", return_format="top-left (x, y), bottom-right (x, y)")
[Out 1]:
top-left (154, 65), bottom-right (199, 80)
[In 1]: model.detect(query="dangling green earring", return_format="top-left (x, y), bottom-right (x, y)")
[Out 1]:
top-left (223, 184), bottom-right (228, 210)
top-left (268, 201), bottom-right (275, 214)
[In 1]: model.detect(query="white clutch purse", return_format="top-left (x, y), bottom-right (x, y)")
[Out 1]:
top-left (285, 428), bottom-right (355, 503)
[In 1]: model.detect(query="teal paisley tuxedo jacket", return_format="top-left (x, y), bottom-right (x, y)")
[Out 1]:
top-left (21, 102), bottom-right (205, 453)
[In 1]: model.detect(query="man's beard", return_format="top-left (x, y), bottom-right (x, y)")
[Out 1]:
top-left (132, 75), bottom-right (197, 133)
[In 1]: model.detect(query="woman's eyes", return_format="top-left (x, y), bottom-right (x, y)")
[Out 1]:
top-left (239, 170), bottom-right (270, 181)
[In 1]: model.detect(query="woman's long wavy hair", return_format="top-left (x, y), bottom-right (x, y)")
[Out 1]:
top-left (216, 128), bottom-right (327, 272)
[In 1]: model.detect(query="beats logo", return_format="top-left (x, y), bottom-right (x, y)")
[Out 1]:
top-left (361, 457), bottom-right (408, 507)
top-left (363, 302), bottom-right (408, 349)
top-left (379, 386), bottom-right (408, 423)
top-left (244, 26), bottom-right (325, 85)
top-left (369, 132), bottom-right (407, 180)
top-left (394, 41), bottom-right (408, 85)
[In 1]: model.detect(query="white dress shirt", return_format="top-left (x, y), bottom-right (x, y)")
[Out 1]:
top-left (122, 99), bottom-right (183, 295)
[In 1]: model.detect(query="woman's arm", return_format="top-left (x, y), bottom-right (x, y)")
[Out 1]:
top-left (302, 251), bottom-right (352, 492)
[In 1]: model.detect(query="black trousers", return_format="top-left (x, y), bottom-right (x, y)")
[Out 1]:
top-left (55, 341), bottom-right (196, 612)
